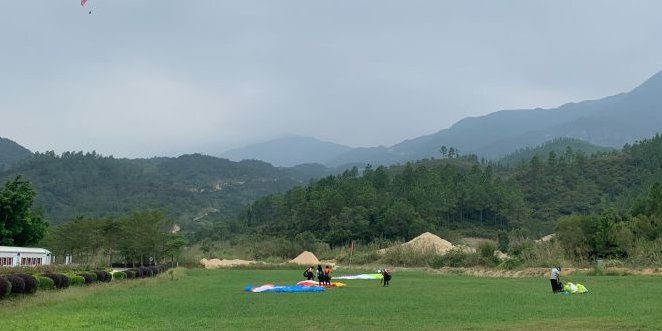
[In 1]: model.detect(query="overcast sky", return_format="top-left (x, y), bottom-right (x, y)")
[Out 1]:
top-left (1, 1), bottom-right (662, 158)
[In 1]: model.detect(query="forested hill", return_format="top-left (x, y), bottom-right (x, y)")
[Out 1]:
top-left (214, 133), bottom-right (662, 245)
top-left (0, 136), bottom-right (32, 170)
top-left (499, 137), bottom-right (614, 166)
top-left (0, 151), bottom-right (330, 226)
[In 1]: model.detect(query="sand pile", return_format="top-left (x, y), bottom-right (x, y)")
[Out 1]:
top-left (290, 251), bottom-right (320, 265)
top-left (200, 258), bottom-right (256, 268)
top-left (378, 232), bottom-right (455, 254)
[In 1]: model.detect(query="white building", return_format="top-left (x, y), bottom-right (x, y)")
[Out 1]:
top-left (0, 246), bottom-right (52, 267)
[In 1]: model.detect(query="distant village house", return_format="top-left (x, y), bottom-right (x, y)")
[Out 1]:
top-left (0, 246), bottom-right (52, 267)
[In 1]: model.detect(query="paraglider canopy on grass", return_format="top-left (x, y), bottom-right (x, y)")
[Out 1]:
top-left (244, 284), bottom-right (325, 293)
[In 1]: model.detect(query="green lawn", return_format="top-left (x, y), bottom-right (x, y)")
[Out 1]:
top-left (1, 268), bottom-right (661, 331)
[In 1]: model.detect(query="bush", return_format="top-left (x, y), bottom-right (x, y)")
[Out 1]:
top-left (382, 245), bottom-right (437, 267)
top-left (93, 270), bottom-right (112, 282)
top-left (78, 273), bottom-right (95, 285)
top-left (6, 275), bottom-right (26, 294)
top-left (125, 270), bottom-right (136, 279)
top-left (432, 249), bottom-right (467, 268)
top-left (113, 271), bottom-right (127, 280)
top-left (0, 276), bottom-right (11, 299)
top-left (148, 266), bottom-right (159, 275)
top-left (37, 276), bottom-right (54, 290)
top-left (58, 274), bottom-right (71, 289)
top-left (479, 241), bottom-right (497, 259)
top-left (128, 268), bottom-right (142, 278)
top-left (14, 274), bottom-right (39, 294)
top-left (43, 273), bottom-right (70, 289)
top-left (70, 275), bottom-right (86, 286)
top-left (139, 267), bottom-right (153, 277)
top-left (499, 257), bottom-right (524, 270)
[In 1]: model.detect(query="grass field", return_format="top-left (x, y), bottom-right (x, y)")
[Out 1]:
top-left (1, 268), bottom-right (661, 331)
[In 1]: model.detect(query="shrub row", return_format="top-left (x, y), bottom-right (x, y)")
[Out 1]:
top-left (0, 263), bottom-right (174, 301)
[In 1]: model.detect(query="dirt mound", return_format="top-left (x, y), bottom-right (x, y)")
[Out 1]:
top-left (379, 232), bottom-right (454, 254)
top-left (200, 258), bottom-right (256, 268)
top-left (535, 234), bottom-right (555, 243)
top-left (290, 251), bottom-right (320, 265)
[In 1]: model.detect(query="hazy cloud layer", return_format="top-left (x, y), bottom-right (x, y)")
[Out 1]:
top-left (1, 0), bottom-right (662, 158)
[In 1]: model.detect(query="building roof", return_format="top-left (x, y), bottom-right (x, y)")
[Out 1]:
top-left (0, 246), bottom-right (51, 254)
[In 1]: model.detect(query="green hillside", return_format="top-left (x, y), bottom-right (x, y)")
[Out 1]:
top-left (0, 136), bottom-right (32, 170)
top-left (499, 137), bottom-right (615, 166)
top-left (214, 133), bottom-right (662, 248)
top-left (0, 151), bottom-right (329, 227)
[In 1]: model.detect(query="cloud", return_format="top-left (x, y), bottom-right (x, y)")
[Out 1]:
top-left (1, 0), bottom-right (662, 157)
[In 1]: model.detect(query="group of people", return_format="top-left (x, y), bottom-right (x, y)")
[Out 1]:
top-left (302, 265), bottom-right (393, 287)
top-left (303, 265), bottom-right (333, 286)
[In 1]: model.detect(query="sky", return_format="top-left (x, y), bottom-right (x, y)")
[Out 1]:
top-left (1, 0), bottom-right (662, 158)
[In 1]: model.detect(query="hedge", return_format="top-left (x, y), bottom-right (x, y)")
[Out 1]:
top-left (37, 276), bottom-right (55, 290)
top-left (78, 272), bottom-right (95, 285)
top-left (70, 275), bottom-right (86, 286)
top-left (6, 275), bottom-right (26, 294)
top-left (0, 264), bottom-right (174, 301)
top-left (0, 276), bottom-right (11, 299)
top-left (128, 268), bottom-right (142, 278)
top-left (139, 267), bottom-right (152, 277)
top-left (113, 271), bottom-right (127, 280)
top-left (93, 270), bottom-right (112, 282)
top-left (14, 274), bottom-right (39, 294)
top-left (42, 273), bottom-right (70, 289)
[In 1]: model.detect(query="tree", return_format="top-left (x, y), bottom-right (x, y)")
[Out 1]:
top-left (439, 146), bottom-right (448, 158)
top-left (0, 176), bottom-right (48, 246)
top-left (448, 147), bottom-right (456, 158)
top-left (164, 233), bottom-right (188, 263)
top-left (497, 230), bottom-right (509, 252)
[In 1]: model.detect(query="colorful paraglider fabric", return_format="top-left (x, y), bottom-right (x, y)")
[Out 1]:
top-left (244, 284), bottom-right (325, 293)
top-left (296, 280), bottom-right (346, 287)
top-left (563, 282), bottom-right (588, 294)
top-left (81, 0), bottom-right (88, 6)
top-left (334, 273), bottom-right (383, 280)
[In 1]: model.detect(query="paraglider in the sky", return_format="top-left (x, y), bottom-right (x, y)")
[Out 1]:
top-left (81, 0), bottom-right (91, 14)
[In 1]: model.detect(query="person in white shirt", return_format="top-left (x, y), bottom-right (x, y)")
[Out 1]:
top-left (550, 266), bottom-right (562, 293)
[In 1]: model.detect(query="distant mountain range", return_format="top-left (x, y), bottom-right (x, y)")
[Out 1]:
top-left (225, 70), bottom-right (662, 167)
top-left (0, 137), bottom-right (32, 170)
top-left (221, 135), bottom-right (352, 167)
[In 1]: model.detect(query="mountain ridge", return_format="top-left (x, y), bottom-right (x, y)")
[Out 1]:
top-left (220, 135), bottom-right (352, 167)
top-left (0, 136), bottom-right (32, 170)
top-left (326, 69), bottom-right (662, 165)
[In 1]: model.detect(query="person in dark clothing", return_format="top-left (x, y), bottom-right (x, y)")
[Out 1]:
top-left (317, 264), bottom-right (325, 286)
top-left (303, 266), bottom-right (314, 280)
top-left (324, 265), bottom-right (332, 286)
top-left (381, 269), bottom-right (392, 287)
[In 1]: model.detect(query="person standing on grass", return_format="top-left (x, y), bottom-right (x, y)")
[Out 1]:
top-left (317, 264), bottom-right (325, 286)
top-left (381, 269), bottom-right (391, 287)
top-left (303, 266), bottom-right (314, 280)
top-left (324, 265), bottom-right (332, 286)
top-left (550, 266), bottom-right (562, 293)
